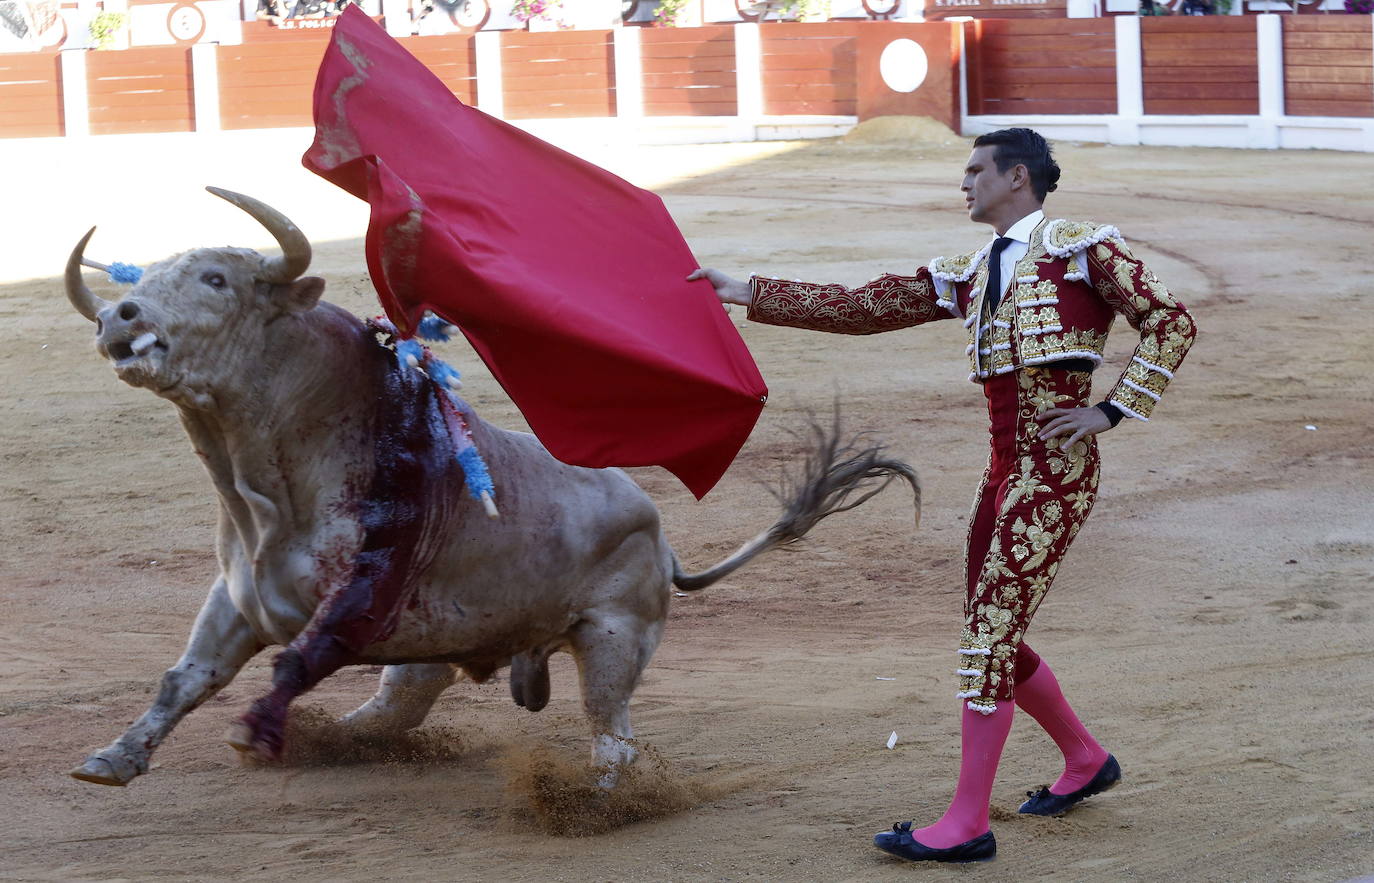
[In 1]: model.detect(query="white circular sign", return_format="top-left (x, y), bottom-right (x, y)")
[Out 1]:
top-left (879, 39), bottom-right (929, 94)
top-left (167, 4), bottom-right (207, 42)
top-left (452, 0), bottom-right (489, 28)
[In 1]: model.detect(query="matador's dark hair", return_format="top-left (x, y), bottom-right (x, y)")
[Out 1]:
top-left (972, 128), bottom-right (1061, 202)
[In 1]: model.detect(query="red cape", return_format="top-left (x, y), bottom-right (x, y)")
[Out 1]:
top-left (303, 7), bottom-right (766, 498)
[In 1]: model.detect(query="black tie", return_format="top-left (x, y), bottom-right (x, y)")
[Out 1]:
top-left (985, 237), bottom-right (1014, 315)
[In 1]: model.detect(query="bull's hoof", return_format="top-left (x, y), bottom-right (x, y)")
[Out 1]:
top-left (224, 720), bottom-right (256, 754)
top-left (69, 753), bottom-right (138, 786)
top-left (224, 720), bottom-right (281, 762)
top-left (595, 766), bottom-right (622, 791)
top-left (591, 735), bottom-right (638, 790)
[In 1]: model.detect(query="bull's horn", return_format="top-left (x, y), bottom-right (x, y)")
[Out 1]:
top-left (206, 186), bottom-right (311, 284)
top-left (65, 227), bottom-right (113, 323)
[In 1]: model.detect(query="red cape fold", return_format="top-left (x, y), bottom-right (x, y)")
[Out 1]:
top-left (302, 7), bottom-right (766, 499)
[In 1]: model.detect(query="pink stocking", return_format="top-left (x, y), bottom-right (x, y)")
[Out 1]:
top-left (1015, 659), bottom-right (1110, 795)
top-left (913, 702), bottom-right (1015, 848)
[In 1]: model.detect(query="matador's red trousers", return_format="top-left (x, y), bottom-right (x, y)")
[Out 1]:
top-left (956, 367), bottom-right (1101, 714)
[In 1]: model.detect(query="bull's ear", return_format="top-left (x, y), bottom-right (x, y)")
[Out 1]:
top-left (273, 276), bottom-right (325, 314)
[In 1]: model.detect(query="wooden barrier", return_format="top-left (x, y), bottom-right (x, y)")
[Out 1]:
top-left (500, 29), bottom-right (616, 120)
top-left (640, 24), bottom-right (736, 117)
top-left (86, 46), bottom-right (194, 135)
top-left (1141, 17), bottom-right (1258, 116)
top-left (2, 17), bottom-right (1372, 146)
top-left (405, 35), bottom-right (478, 107)
top-left (760, 22), bottom-right (861, 116)
top-left (967, 18), bottom-right (1116, 116)
top-left (1283, 18), bottom-right (1373, 119)
top-left (855, 22), bottom-right (962, 131)
top-left (0, 51), bottom-right (63, 139)
top-left (217, 38), bottom-right (328, 129)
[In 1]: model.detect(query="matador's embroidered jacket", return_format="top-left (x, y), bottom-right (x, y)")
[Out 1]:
top-left (747, 218), bottom-right (1196, 420)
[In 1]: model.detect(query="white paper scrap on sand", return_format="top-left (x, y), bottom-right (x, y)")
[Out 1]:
top-left (1304, 425), bottom-right (1318, 431)
top-left (875, 676), bottom-right (896, 681)
top-left (886, 731), bottom-right (898, 750)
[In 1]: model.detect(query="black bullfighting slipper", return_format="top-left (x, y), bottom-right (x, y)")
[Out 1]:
top-left (1019, 754), bottom-right (1122, 816)
top-left (872, 822), bottom-right (996, 863)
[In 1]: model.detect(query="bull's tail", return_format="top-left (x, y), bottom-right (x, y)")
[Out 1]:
top-left (672, 411), bottom-right (920, 592)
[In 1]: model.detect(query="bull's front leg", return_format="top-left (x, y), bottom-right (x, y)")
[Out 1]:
top-left (226, 546), bottom-right (426, 761)
top-left (226, 374), bottom-right (452, 761)
top-left (70, 577), bottom-right (264, 786)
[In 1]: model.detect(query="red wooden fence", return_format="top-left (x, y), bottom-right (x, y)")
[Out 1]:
top-left (2, 18), bottom-right (1372, 138)
top-left (1141, 17), bottom-right (1259, 116)
top-left (501, 29), bottom-right (615, 120)
top-left (86, 46), bottom-right (194, 134)
top-left (760, 22), bottom-right (860, 116)
top-left (405, 35), bottom-right (478, 106)
top-left (217, 38), bottom-right (328, 129)
top-left (967, 18), bottom-right (1117, 116)
top-left (1283, 18), bottom-right (1373, 118)
top-left (0, 51), bottom-right (62, 138)
top-left (640, 24), bottom-right (736, 116)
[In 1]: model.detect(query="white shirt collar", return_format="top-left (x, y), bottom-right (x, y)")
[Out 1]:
top-left (997, 209), bottom-right (1044, 246)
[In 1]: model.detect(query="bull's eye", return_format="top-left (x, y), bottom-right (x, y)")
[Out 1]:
top-left (201, 272), bottom-right (227, 289)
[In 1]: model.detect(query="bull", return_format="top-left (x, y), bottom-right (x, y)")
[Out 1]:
top-left (63, 188), bottom-right (919, 788)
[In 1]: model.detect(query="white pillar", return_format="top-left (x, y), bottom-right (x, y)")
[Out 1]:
top-left (1252, 14), bottom-right (1282, 148)
top-left (60, 49), bottom-right (90, 138)
top-left (1256, 14), bottom-right (1283, 118)
top-left (191, 43), bottom-right (221, 133)
top-left (1110, 14), bottom-right (1143, 145)
top-left (734, 22), bottom-right (762, 119)
top-left (613, 25), bottom-right (642, 118)
top-left (475, 30), bottom-right (504, 119)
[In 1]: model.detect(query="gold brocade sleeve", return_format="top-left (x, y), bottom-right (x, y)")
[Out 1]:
top-left (745, 271), bottom-right (952, 335)
top-left (1087, 238), bottom-right (1197, 421)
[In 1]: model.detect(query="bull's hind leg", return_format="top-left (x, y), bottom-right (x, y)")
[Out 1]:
top-left (71, 578), bottom-right (263, 786)
top-left (341, 663), bottom-right (458, 733)
top-left (569, 613), bottom-right (665, 789)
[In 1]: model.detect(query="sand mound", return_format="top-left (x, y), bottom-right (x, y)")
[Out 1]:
top-left (843, 115), bottom-right (962, 146)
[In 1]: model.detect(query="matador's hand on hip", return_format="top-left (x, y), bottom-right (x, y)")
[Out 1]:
top-left (1036, 406), bottom-right (1113, 449)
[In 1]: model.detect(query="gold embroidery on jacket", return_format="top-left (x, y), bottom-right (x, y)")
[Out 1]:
top-left (748, 273), bottom-right (946, 335)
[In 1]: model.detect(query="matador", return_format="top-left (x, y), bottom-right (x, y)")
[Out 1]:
top-left (689, 128), bottom-right (1196, 863)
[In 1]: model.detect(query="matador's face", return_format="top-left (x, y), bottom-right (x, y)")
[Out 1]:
top-left (961, 145), bottom-right (1017, 227)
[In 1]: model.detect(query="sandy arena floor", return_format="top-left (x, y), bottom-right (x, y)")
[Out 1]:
top-left (1, 129), bottom-right (1372, 882)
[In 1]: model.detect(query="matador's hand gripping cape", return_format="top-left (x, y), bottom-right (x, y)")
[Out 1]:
top-left (302, 6), bottom-right (766, 498)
